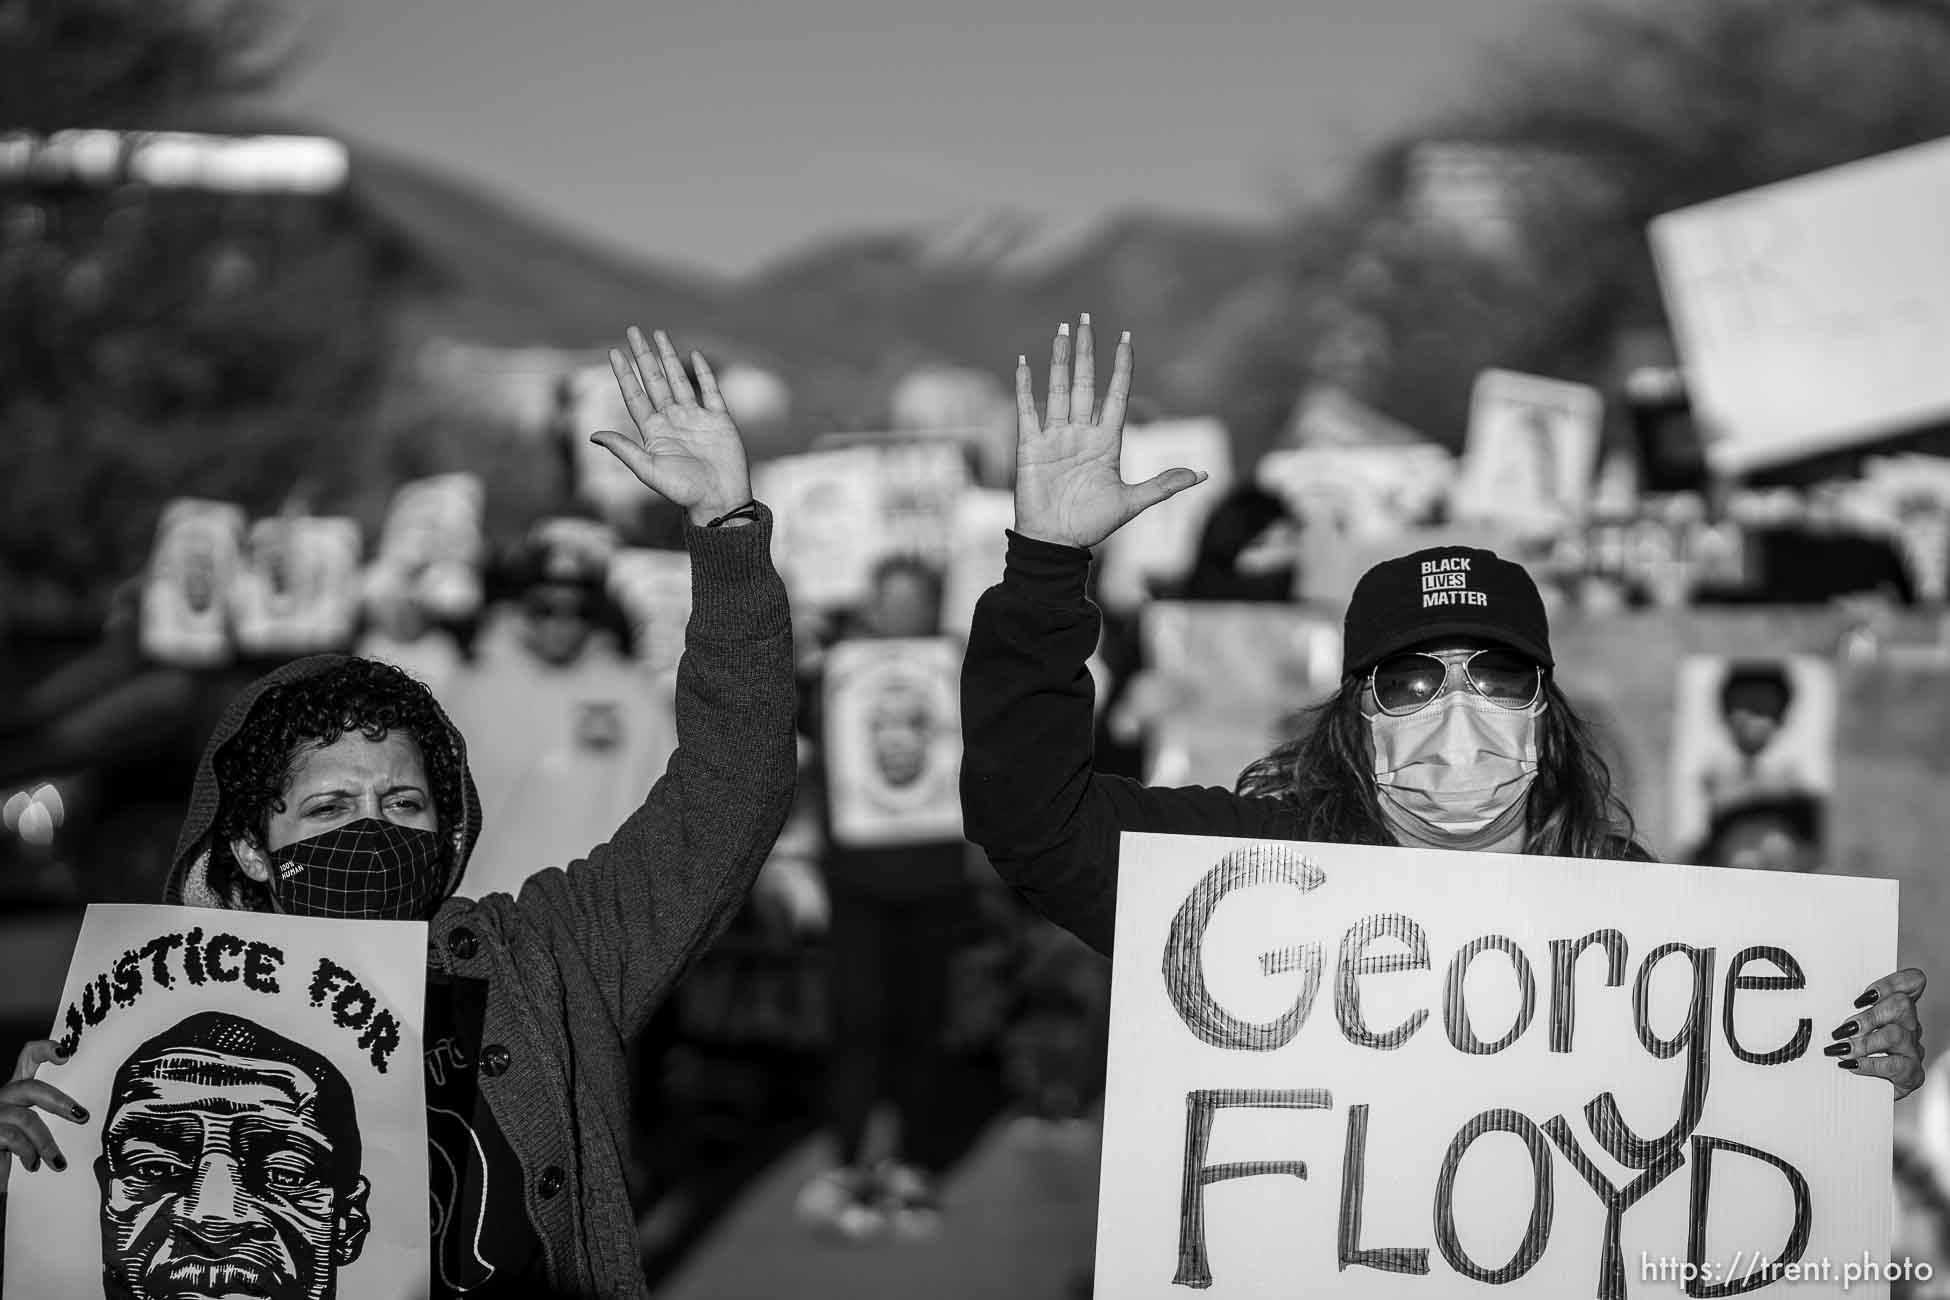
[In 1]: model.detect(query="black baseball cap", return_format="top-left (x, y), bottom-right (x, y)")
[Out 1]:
top-left (1342, 545), bottom-right (1553, 678)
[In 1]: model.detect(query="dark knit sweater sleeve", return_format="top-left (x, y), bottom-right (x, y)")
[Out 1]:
top-left (960, 531), bottom-right (1293, 958)
top-left (514, 503), bottom-right (797, 1035)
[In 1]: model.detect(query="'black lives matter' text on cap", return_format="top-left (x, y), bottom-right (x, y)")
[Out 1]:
top-left (1342, 545), bottom-right (1553, 677)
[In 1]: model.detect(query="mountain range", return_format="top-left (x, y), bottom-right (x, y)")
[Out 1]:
top-left (341, 128), bottom-right (1309, 448)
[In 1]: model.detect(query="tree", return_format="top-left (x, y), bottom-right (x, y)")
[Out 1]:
top-left (0, 0), bottom-right (298, 129)
top-left (0, 2), bottom-right (405, 631)
top-left (1311, 0), bottom-right (1950, 446)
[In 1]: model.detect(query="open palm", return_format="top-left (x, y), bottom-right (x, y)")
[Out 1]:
top-left (591, 327), bottom-right (752, 526)
top-left (1013, 317), bottom-right (1206, 550)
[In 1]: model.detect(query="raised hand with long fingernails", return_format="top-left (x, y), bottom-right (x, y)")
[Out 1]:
top-left (589, 326), bottom-right (755, 528)
top-left (1012, 315), bottom-right (1208, 551)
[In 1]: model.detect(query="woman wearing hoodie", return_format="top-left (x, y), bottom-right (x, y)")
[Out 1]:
top-left (0, 328), bottom-right (798, 1298)
top-left (962, 316), bottom-right (1927, 1100)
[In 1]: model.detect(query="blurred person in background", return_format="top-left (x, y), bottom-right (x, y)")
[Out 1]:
top-left (1696, 792), bottom-right (1825, 873)
top-left (1108, 483), bottom-right (1303, 750)
top-left (442, 516), bottom-right (675, 899)
top-left (962, 316), bottom-right (1928, 1102)
top-left (355, 560), bottom-right (477, 702)
top-left (795, 554), bottom-right (980, 1241)
top-left (1153, 483), bottom-right (1301, 604)
top-left (0, 328), bottom-right (796, 1300)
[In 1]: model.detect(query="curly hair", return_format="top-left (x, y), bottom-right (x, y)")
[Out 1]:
top-left (1236, 677), bottom-right (1646, 860)
top-left (213, 658), bottom-right (465, 858)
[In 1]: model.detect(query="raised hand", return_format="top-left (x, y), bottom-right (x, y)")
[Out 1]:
top-left (1012, 315), bottom-right (1207, 550)
top-left (591, 327), bottom-right (755, 527)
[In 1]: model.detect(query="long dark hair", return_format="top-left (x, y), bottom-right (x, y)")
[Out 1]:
top-left (1236, 677), bottom-right (1646, 860)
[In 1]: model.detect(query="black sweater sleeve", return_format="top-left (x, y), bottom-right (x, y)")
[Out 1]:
top-left (959, 530), bottom-right (1297, 957)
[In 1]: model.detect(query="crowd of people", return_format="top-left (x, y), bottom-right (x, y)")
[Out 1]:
top-left (0, 316), bottom-right (1943, 1298)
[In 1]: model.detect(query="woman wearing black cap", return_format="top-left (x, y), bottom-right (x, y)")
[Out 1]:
top-left (960, 315), bottom-right (1926, 1100)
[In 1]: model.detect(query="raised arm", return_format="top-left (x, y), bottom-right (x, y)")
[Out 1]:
top-left (961, 317), bottom-right (1295, 957)
top-left (516, 328), bottom-right (797, 1034)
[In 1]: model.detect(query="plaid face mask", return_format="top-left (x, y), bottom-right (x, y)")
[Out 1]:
top-left (270, 817), bottom-right (446, 920)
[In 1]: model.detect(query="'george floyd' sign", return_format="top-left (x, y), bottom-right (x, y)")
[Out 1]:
top-left (1096, 834), bottom-right (1899, 1298)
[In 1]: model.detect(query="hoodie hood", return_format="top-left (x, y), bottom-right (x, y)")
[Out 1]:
top-left (164, 653), bottom-right (482, 912)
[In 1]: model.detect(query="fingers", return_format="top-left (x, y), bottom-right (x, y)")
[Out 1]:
top-left (1122, 468), bottom-right (1210, 520)
top-left (0, 1078), bottom-right (85, 1123)
top-left (11, 1038), bottom-right (65, 1082)
top-left (1098, 331), bottom-right (1134, 433)
top-left (1846, 1046), bottom-right (1926, 1098)
top-left (1046, 323), bottom-right (1072, 427)
top-left (0, 1106), bottom-right (66, 1172)
top-left (1014, 355), bottom-right (1038, 436)
top-left (692, 352), bottom-right (727, 414)
top-left (589, 431), bottom-right (654, 480)
top-left (1835, 992), bottom-right (1921, 1042)
top-left (1855, 968), bottom-right (1926, 1009)
top-left (609, 347), bottom-right (658, 437)
top-left (654, 330), bottom-right (698, 406)
top-left (1073, 314), bottom-right (1096, 424)
top-left (626, 327), bottom-right (675, 412)
top-left (1830, 1004), bottom-right (1928, 1097)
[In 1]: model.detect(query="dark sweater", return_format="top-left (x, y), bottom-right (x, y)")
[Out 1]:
top-left (155, 504), bottom-right (798, 1299)
top-left (961, 532), bottom-right (1307, 958)
top-left (960, 532), bottom-right (1648, 961)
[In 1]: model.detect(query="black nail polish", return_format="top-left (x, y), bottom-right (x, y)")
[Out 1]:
top-left (72, 1105), bottom-right (88, 1122)
top-left (1855, 989), bottom-right (1881, 1009)
top-left (1840, 1058), bottom-right (1861, 1070)
top-left (1825, 1042), bottom-right (1852, 1057)
top-left (1832, 1020), bottom-right (1858, 1040)
top-left (50, 1155), bottom-right (65, 1172)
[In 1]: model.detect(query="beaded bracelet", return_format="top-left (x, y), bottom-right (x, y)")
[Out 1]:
top-left (705, 500), bottom-right (761, 529)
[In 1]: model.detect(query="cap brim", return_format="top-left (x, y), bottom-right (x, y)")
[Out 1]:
top-left (1345, 619), bottom-right (1554, 677)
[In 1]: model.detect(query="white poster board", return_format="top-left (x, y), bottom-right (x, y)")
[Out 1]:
top-left (373, 474), bottom-right (484, 621)
top-left (1098, 833), bottom-right (1898, 1298)
top-left (1258, 445), bottom-right (1456, 544)
top-left (1649, 136), bottom-right (1950, 473)
top-left (940, 488), bottom-right (1017, 641)
top-left (1098, 420), bottom-right (1236, 612)
top-left (754, 447), bottom-right (888, 609)
top-left (607, 547), bottom-right (692, 674)
top-left (139, 499), bottom-right (246, 668)
top-left (1452, 370), bottom-right (1604, 532)
top-left (822, 637), bottom-right (963, 848)
top-left (1138, 603), bottom-right (1343, 789)
top-left (1283, 384), bottom-right (1429, 452)
top-left (4, 904), bottom-right (429, 1300)
top-left (756, 440), bottom-right (969, 610)
top-left (232, 516), bottom-right (364, 656)
top-left (876, 438), bottom-right (971, 567)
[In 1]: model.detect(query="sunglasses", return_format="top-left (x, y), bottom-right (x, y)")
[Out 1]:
top-left (1368, 648), bottom-right (1543, 717)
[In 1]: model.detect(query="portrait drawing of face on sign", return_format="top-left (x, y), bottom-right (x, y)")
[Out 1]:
top-left (867, 682), bottom-right (934, 791)
top-left (820, 636), bottom-right (964, 847)
top-left (180, 532), bottom-right (221, 616)
top-left (94, 1011), bottom-right (371, 1300)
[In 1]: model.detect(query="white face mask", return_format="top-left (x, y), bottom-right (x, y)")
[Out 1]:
top-left (1369, 691), bottom-right (1544, 843)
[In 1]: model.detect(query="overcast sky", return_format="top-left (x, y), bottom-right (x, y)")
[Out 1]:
top-left (282, 0), bottom-right (1559, 277)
